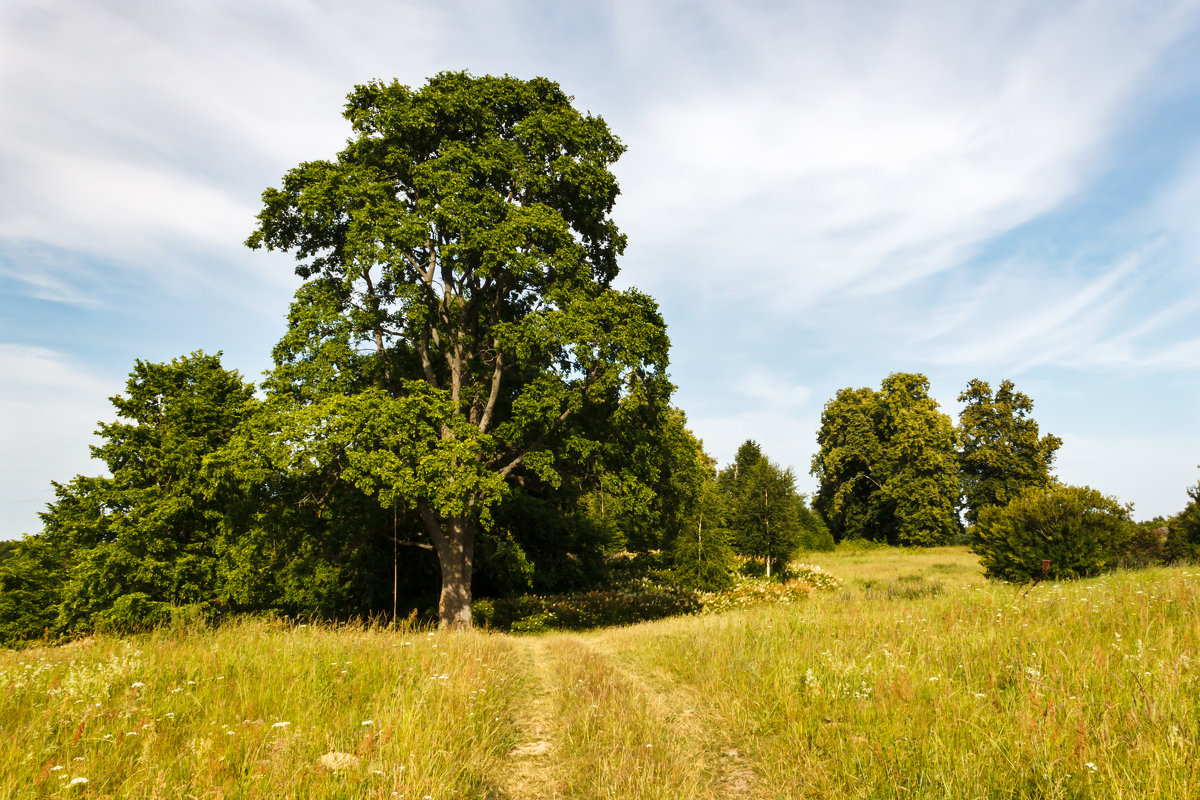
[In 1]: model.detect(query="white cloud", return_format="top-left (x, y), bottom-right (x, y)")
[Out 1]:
top-left (613, 0), bottom-right (1200, 309)
top-left (0, 345), bottom-right (119, 538)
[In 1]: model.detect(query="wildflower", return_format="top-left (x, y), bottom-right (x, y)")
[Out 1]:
top-left (362, 720), bottom-right (374, 726)
top-left (1085, 762), bottom-right (1098, 773)
top-left (272, 721), bottom-right (291, 729)
top-left (68, 777), bottom-right (88, 787)
top-left (130, 682), bottom-right (146, 689)
top-left (50, 766), bottom-right (65, 772)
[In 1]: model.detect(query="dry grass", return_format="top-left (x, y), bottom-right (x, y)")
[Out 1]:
top-left (0, 618), bottom-right (524, 798)
top-left (5, 548), bottom-right (1198, 799)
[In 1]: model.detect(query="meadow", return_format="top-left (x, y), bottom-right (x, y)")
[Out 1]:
top-left (3, 547), bottom-right (1197, 799)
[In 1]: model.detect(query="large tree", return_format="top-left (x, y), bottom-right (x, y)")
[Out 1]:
top-left (812, 373), bottom-right (961, 546)
top-left (248, 73), bottom-right (670, 628)
top-left (957, 379), bottom-right (1062, 526)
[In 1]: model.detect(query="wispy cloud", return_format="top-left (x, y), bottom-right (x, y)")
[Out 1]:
top-left (613, 0), bottom-right (1200, 308)
top-left (0, 345), bottom-right (119, 536)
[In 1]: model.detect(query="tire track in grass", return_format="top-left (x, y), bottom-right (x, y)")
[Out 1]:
top-left (495, 637), bottom-right (564, 799)
top-left (498, 630), bottom-right (760, 799)
top-left (584, 628), bottom-right (763, 799)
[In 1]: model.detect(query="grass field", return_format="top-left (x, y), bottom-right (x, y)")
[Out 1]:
top-left (3, 547), bottom-right (1198, 799)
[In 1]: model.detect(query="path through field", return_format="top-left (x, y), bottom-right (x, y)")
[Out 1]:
top-left (497, 630), bottom-right (761, 800)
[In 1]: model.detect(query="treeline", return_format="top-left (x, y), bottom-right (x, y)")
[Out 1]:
top-left (3, 71), bottom-right (1197, 644)
top-left (0, 353), bottom-right (830, 646)
top-left (813, 371), bottom-right (1200, 578)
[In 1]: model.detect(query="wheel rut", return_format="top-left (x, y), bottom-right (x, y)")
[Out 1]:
top-left (494, 630), bottom-right (761, 800)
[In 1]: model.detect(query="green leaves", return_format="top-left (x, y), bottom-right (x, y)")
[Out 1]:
top-left (973, 483), bottom-right (1133, 581)
top-left (24, 352), bottom-right (257, 637)
top-left (812, 373), bottom-right (961, 546)
top-left (248, 73), bottom-right (669, 626)
top-left (958, 379), bottom-right (1062, 526)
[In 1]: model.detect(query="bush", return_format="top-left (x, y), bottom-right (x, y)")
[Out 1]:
top-left (972, 484), bottom-right (1133, 582)
top-left (1118, 523), bottom-right (1169, 569)
top-left (1165, 481), bottom-right (1200, 563)
top-left (473, 585), bottom-right (701, 632)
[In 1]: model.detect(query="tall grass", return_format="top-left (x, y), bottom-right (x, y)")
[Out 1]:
top-left (0, 618), bottom-right (524, 798)
top-left (612, 556), bottom-right (1200, 798)
top-left (5, 550), bottom-right (1197, 799)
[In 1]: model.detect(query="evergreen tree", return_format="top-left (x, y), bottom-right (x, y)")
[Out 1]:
top-left (718, 440), bottom-right (809, 577)
top-left (35, 352), bottom-right (256, 634)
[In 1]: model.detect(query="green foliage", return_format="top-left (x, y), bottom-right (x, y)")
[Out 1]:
top-left (473, 586), bottom-right (701, 632)
top-left (972, 483), bottom-right (1133, 581)
top-left (248, 72), bottom-right (672, 627)
top-left (796, 502), bottom-right (836, 551)
top-left (957, 379), bottom-right (1061, 526)
top-left (1118, 522), bottom-right (1171, 569)
top-left (718, 440), bottom-right (812, 577)
top-left (0, 535), bottom-right (65, 646)
top-left (812, 373), bottom-right (961, 546)
top-left (667, 441), bottom-right (735, 591)
top-left (1165, 480), bottom-right (1200, 563)
top-left (26, 352), bottom-right (256, 638)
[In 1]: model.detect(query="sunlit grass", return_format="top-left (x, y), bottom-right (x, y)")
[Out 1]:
top-left (0, 618), bottom-right (524, 798)
top-left (610, 553), bottom-right (1200, 798)
top-left (5, 550), bottom-right (1198, 799)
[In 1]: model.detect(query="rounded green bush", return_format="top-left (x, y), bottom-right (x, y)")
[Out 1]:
top-left (972, 483), bottom-right (1133, 582)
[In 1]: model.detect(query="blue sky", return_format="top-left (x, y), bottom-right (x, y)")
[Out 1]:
top-left (2, 0), bottom-right (1199, 539)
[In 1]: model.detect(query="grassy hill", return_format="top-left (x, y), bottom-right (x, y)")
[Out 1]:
top-left (4, 547), bottom-right (1198, 798)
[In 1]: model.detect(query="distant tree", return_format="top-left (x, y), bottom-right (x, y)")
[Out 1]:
top-left (247, 73), bottom-right (671, 628)
top-left (672, 467), bottom-right (735, 592)
top-left (35, 352), bottom-right (256, 634)
top-left (795, 499), bottom-right (835, 552)
top-left (958, 379), bottom-right (1061, 526)
top-left (718, 440), bottom-right (810, 577)
top-left (812, 373), bottom-right (961, 546)
top-left (973, 483), bottom-right (1133, 581)
top-left (1166, 478), bottom-right (1200, 563)
top-left (733, 457), bottom-right (804, 577)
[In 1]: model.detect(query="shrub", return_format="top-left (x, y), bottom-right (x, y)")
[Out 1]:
top-left (1118, 523), bottom-right (1169, 569)
top-left (972, 483), bottom-right (1133, 582)
top-left (1165, 481), bottom-right (1200, 563)
top-left (473, 585), bottom-right (701, 632)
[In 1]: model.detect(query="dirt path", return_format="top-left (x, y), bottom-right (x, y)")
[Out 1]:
top-left (493, 631), bottom-right (761, 800)
top-left (494, 637), bottom-right (564, 799)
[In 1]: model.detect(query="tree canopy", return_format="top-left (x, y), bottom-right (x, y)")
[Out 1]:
top-left (247, 72), bottom-right (671, 628)
top-left (24, 352), bottom-right (256, 638)
top-left (958, 379), bottom-right (1061, 526)
top-left (811, 373), bottom-right (961, 546)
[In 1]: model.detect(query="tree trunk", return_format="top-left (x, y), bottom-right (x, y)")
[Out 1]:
top-left (423, 510), bottom-right (476, 630)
